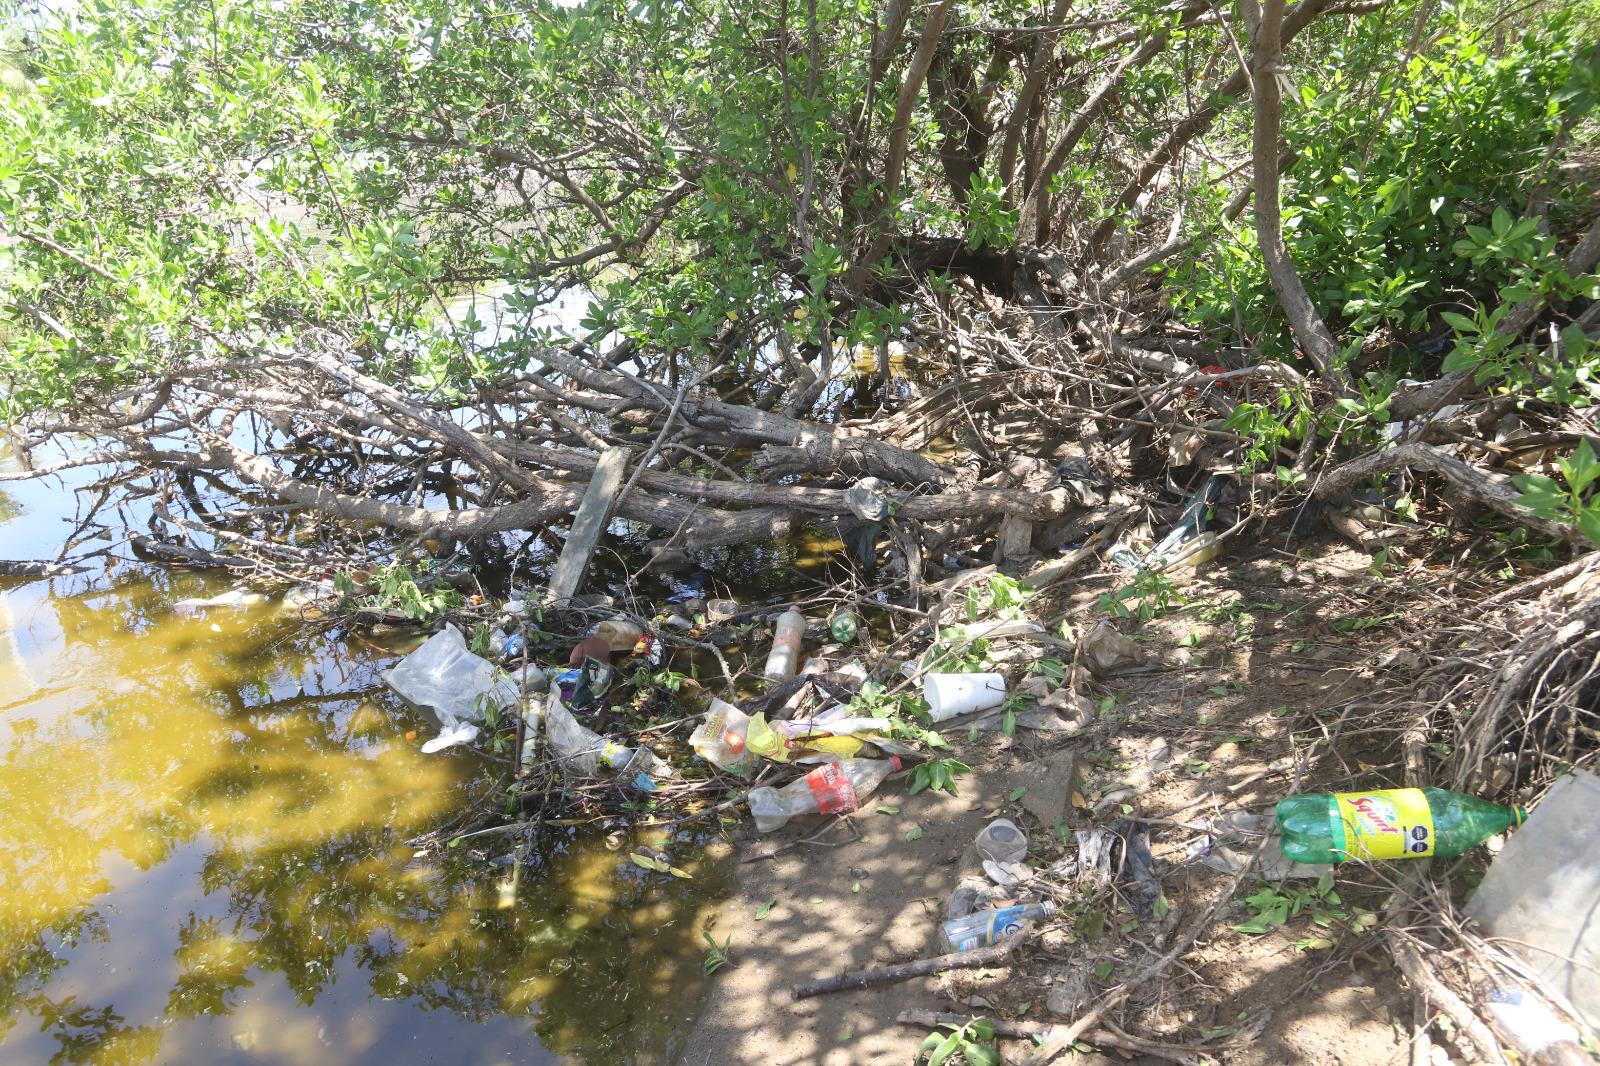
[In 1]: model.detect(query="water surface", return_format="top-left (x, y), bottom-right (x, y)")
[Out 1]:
top-left (0, 454), bottom-right (728, 1065)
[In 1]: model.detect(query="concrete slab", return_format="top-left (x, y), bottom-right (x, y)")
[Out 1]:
top-left (1466, 770), bottom-right (1600, 1028)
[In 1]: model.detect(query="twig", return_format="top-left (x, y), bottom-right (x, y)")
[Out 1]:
top-left (790, 926), bottom-right (1036, 1000)
top-left (895, 1010), bottom-right (1217, 1066)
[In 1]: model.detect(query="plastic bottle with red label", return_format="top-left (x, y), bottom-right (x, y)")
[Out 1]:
top-left (746, 757), bottom-right (901, 832)
top-left (1276, 787), bottom-right (1526, 864)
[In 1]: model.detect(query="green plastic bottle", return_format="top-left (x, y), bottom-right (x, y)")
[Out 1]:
top-left (1276, 787), bottom-right (1526, 863)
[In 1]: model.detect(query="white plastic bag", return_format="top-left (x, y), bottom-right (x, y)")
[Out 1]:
top-left (384, 624), bottom-right (518, 751)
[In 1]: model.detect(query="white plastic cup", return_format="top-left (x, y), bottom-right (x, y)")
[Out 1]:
top-left (923, 672), bottom-right (1006, 722)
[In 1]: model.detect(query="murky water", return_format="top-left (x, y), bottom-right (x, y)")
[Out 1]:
top-left (0, 456), bottom-right (730, 1065)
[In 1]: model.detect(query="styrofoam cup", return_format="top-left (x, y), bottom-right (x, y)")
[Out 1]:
top-left (923, 672), bottom-right (1006, 722)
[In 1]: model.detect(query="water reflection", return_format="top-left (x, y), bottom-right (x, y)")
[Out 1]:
top-left (0, 566), bottom-right (728, 1065)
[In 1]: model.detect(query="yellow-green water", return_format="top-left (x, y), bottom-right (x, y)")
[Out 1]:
top-left (0, 461), bottom-right (728, 1065)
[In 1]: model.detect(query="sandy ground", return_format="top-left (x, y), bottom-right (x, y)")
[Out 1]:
top-left (679, 543), bottom-right (1426, 1065)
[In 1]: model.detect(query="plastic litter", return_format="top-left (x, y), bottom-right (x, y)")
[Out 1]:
top-left (1276, 787), bottom-right (1525, 863)
top-left (706, 598), bottom-right (739, 623)
top-left (1483, 986), bottom-right (1587, 1064)
top-left (746, 757), bottom-right (900, 832)
top-left (976, 818), bottom-right (1028, 864)
top-left (384, 624), bottom-right (519, 752)
top-left (175, 588), bottom-right (265, 609)
top-left (923, 672), bottom-right (1006, 721)
top-left (844, 477), bottom-right (889, 521)
top-left (828, 608), bottom-right (858, 643)
top-left (1080, 617), bottom-right (1144, 675)
top-left (689, 698), bottom-right (757, 778)
top-left (762, 607), bottom-right (807, 680)
top-left (543, 690), bottom-right (670, 790)
top-left (595, 618), bottom-right (644, 652)
top-left (940, 902), bottom-right (1054, 952)
top-left (568, 634), bottom-right (613, 667)
top-left (945, 875), bottom-right (1009, 921)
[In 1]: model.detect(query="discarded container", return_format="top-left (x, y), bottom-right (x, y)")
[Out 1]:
top-left (828, 608), bottom-right (859, 643)
top-left (690, 698), bottom-right (757, 777)
top-left (940, 902), bottom-right (1055, 953)
top-left (762, 607), bottom-right (808, 680)
top-left (706, 598), bottom-right (739, 623)
top-left (746, 757), bottom-right (900, 832)
top-left (568, 634), bottom-right (613, 667)
top-left (384, 624), bottom-right (519, 752)
top-left (844, 477), bottom-right (889, 521)
top-left (487, 629), bottom-right (510, 657)
top-left (543, 690), bottom-right (668, 790)
top-left (923, 672), bottom-right (1006, 722)
top-left (1081, 617), bottom-right (1144, 675)
top-left (176, 587), bottom-right (265, 609)
top-left (1276, 787), bottom-right (1526, 863)
top-left (501, 630), bottom-right (527, 659)
top-left (595, 618), bottom-right (644, 653)
top-left (976, 818), bottom-right (1028, 864)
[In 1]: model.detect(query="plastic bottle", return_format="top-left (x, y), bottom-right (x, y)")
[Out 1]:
top-left (975, 818), bottom-right (1028, 864)
top-left (595, 618), bottom-right (644, 653)
top-left (747, 757), bottom-right (900, 832)
top-left (829, 608), bottom-right (859, 643)
top-left (1275, 787), bottom-right (1526, 863)
top-left (940, 902), bottom-right (1055, 953)
top-left (762, 607), bottom-right (807, 680)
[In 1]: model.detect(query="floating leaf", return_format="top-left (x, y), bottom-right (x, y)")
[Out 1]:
top-left (629, 852), bottom-right (667, 873)
top-left (668, 865), bottom-right (693, 879)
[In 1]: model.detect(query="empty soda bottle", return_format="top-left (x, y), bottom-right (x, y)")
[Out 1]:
top-left (940, 902), bottom-right (1055, 953)
top-left (1276, 787), bottom-right (1526, 863)
top-left (746, 757), bottom-right (900, 832)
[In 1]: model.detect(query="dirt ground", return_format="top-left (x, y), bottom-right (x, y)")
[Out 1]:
top-left (679, 538), bottom-right (1438, 1065)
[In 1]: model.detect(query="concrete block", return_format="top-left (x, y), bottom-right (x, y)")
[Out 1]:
top-left (1466, 770), bottom-right (1600, 1029)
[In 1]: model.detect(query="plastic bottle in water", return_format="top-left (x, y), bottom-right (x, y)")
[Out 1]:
top-left (762, 607), bottom-right (807, 680)
top-left (747, 757), bottom-right (899, 832)
top-left (1275, 787), bottom-right (1526, 863)
top-left (940, 902), bottom-right (1055, 952)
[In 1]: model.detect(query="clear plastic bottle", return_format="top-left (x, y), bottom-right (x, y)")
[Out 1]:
top-left (940, 902), bottom-right (1055, 952)
top-left (762, 607), bottom-right (807, 680)
top-left (747, 757), bottom-right (900, 832)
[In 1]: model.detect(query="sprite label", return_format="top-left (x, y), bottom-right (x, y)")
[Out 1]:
top-left (1333, 788), bottom-right (1435, 860)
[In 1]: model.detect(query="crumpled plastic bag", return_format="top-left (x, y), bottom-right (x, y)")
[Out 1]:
top-left (384, 624), bottom-right (519, 752)
top-left (1081, 617), bottom-right (1145, 675)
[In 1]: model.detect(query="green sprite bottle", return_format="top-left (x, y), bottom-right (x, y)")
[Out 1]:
top-left (1276, 787), bottom-right (1526, 864)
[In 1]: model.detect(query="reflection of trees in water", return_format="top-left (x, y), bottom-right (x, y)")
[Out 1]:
top-left (1, 567), bottom-right (727, 1065)
top-left (0, 489), bottom-right (20, 525)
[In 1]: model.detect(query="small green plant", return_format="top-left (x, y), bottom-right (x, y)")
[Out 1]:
top-left (1511, 440), bottom-right (1600, 547)
top-left (701, 931), bottom-right (733, 976)
top-left (909, 757), bottom-right (971, 796)
top-left (335, 561), bottom-right (463, 621)
top-left (1097, 569), bottom-right (1184, 621)
top-left (916, 1017), bottom-right (999, 1066)
top-left (1234, 873), bottom-right (1347, 935)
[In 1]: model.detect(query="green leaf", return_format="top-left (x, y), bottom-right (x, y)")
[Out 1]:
top-left (851, 882), bottom-right (861, 894)
top-left (963, 1043), bottom-right (1000, 1066)
top-left (927, 1029), bottom-right (962, 1066)
top-left (905, 824), bottom-right (924, 842)
top-left (1440, 310), bottom-right (1479, 333)
top-left (876, 805), bottom-right (900, 815)
top-left (755, 898), bottom-right (776, 920)
top-left (1009, 786), bottom-right (1028, 802)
